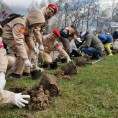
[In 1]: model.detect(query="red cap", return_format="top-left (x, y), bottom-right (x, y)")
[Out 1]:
top-left (48, 4), bottom-right (57, 14)
top-left (53, 29), bottom-right (60, 38)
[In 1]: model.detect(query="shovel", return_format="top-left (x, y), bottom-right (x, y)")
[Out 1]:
top-left (86, 58), bottom-right (106, 65)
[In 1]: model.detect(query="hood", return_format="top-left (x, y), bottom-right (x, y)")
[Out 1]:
top-left (27, 9), bottom-right (45, 26)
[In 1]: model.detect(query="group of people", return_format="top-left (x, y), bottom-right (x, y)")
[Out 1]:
top-left (0, 3), bottom-right (118, 109)
top-left (0, 4), bottom-right (71, 109)
top-left (59, 24), bottom-right (118, 60)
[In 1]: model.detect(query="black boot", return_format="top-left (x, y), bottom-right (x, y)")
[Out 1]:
top-left (10, 73), bottom-right (21, 78)
top-left (22, 72), bottom-right (30, 76)
top-left (54, 57), bottom-right (61, 62)
top-left (90, 54), bottom-right (100, 60)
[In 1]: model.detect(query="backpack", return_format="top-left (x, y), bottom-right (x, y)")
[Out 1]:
top-left (0, 13), bottom-right (24, 27)
top-left (60, 28), bottom-right (70, 38)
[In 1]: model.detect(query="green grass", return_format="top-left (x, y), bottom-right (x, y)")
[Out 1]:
top-left (0, 55), bottom-right (118, 118)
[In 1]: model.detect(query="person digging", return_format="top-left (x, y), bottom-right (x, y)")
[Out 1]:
top-left (38, 29), bottom-right (71, 66)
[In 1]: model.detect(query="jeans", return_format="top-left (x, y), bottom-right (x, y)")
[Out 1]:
top-left (81, 47), bottom-right (103, 56)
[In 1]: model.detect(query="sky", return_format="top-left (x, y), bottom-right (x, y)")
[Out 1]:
top-left (3, 0), bottom-right (57, 14)
top-left (4, 0), bottom-right (33, 14)
top-left (3, 0), bottom-right (112, 14)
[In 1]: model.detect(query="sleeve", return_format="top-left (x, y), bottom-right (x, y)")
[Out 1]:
top-left (42, 34), bottom-right (50, 41)
top-left (40, 25), bottom-right (46, 34)
top-left (73, 34), bottom-right (77, 42)
top-left (25, 31), bottom-right (36, 50)
top-left (33, 26), bottom-right (43, 45)
top-left (54, 41), bottom-right (69, 59)
top-left (12, 24), bottom-right (28, 61)
top-left (0, 90), bottom-right (15, 104)
top-left (40, 20), bottom-right (49, 35)
top-left (81, 35), bottom-right (92, 48)
top-left (0, 47), bottom-right (8, 73)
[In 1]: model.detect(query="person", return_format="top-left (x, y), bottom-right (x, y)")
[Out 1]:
top-left (59, 25), bottom-right (78, 55)
top-left (1, 11), bottom-right (10, 52)
top-left (0, 25), bottom-right (8, 89)
top-left (80, 32), bottom-right (104, 60)
top-left (23, 4), bottom-right (58, 74)
top-left (38, 29), bottom-right (71, 64)
top-left (97, 34), bottom-right (113, 56)
top-left (0, 25), bottom-right (16, 88)
top-left (2, 9), bottom-right (45, 78)
top-left (113, 29), bottom-right (118, 41)
top-left (35, 4), bottom-right (58, 51)
top-left (0, 25), bottom-right (30, 108)
top-left (1, 11), bottom-right (9, 20)
top-left (70, 37), bottom-right (83, 57)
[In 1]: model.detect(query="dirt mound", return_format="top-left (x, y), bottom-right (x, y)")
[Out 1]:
top-left (25, 85), bottom-right (51, 111)
top-left (83, 54), bottom-right (90, 62)
top-left (76, 57), bottom-right (87, 67)
top-left (63, 75), bottom-right (72, 80)
top-left (61, 61), bottom-right (78, 75)
top-left (39, 74), bottom-right (61, 96)
top-left (100, 51), bottom-right (107, 57)
top-left (54, 70), bottom-right (65, 78)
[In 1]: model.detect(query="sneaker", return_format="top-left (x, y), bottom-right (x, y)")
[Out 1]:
top-left (22, 72), bottom-right (30, 76)
top-left (10, 73), bottom-right (21, 78)
top-left (109, 53), bottom-right (113, 56)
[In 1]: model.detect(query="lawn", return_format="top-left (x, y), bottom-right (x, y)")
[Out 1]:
top-left (0, 54), bottom-right (118, 118)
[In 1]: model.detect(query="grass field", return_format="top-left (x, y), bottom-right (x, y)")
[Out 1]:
top-left (0, 54), bottom-right (118, 118)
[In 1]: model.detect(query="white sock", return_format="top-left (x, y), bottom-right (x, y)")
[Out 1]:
top-left (0, 73), bottom-right (6, 90)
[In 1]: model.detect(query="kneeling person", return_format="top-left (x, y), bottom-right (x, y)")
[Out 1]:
top-left (80, 32), bottom-right (104, 60)
top-left (39, 29), bottom-right (71, 64)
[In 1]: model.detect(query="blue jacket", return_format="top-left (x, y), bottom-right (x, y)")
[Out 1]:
top-left (98, 34), bottom-right (113, 44)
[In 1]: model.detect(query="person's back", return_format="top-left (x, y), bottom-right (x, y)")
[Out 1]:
top-left (81, 33), bottom-right (104, 59)
top-left (98, 34), bottom-right (113, 55)
top-left (98, 34), bottom-right (113, 44)
top-left (85, 34), bottom-right (104, 50)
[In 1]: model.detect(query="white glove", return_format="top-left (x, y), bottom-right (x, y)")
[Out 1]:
top-left (39, 44), bottom-right (44, 51)
top-left (35, 42), bottom-right (39, 48)
top-left (14, 93), bottom-right (30, 108)
top-left (0, 73), bottom-right (6, 90)
top-left (24, 60), bottom-right (32, 67)
top-left (34, 48), bottom-right (39, 55)
top-left (67, 57), bottom-right (71, 63)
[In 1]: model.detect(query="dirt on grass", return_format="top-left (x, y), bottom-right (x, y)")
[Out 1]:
top-left (75, 57), bottom-right (87, 67)
top-left (9, 86), bottom-right (26, 93)
top-left (61, 61), bottom-right (78, 75)
top-left (25, 85), bottom-right (51, 111)
top-left (100, 51), bottom-right (107, 57)
top-left (39, 74), bottom-right (61, 96)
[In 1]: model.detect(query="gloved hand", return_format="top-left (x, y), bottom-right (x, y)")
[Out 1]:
top-left (67, 57), bottom-right (71, 63)
top-left (14, 93), bottom-right (30, 108)
top-left (35, 42), bottom-right (39, 49)
top-left (24, 60), bottom-right (32, 67)
top-left (34, 47), bottom-right (39, 55)
top-left (39, 44), bottom-right (44, 51)
top-left (0, 73), bottom-right (6, 90)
